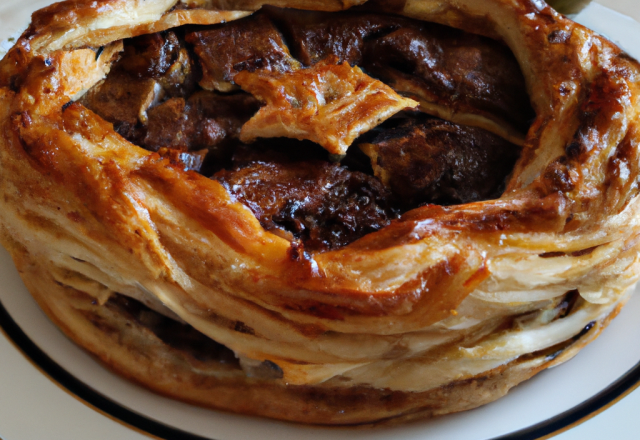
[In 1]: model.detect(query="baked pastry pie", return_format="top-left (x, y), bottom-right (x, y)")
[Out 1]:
top-left (1, 0), bottom-right (640, 425)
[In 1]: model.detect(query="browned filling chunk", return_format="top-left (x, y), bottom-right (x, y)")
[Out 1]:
top-left (363, 27), bottom-right (534, 132)
top-left (117, 30), bottom-right (199, 99)
top-left (265, 8), bottom-right (403, 66)
top-left (143, 92), bottom-right (260, 170)
top-left (215, 144), bottom-right (397, 252)
top-left (80, 71), bottom-right (159, 142)
top-left (186, 13), bottom-right (301, 92)
top-left (81, 30), bottom-right (200, 146)
top-left (80, 9), bottom-right (533, 251)
top-left (361, 118), bottom-right (520, 207)
top-left (118, 32), bottom-right (180, 79)
top-left (265, 9), bottom-right (534, 132)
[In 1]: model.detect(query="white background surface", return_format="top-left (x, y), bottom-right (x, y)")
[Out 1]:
top-left (1, 1), bottom-right (640, 439)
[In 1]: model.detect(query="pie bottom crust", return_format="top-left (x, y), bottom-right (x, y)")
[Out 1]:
top-left (7, 238), bottom-right (623, 426)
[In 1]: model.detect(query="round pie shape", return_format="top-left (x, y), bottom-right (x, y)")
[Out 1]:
top-left (1, 0), bottom-right (640, 425)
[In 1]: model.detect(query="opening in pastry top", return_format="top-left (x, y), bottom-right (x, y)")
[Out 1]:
top-left (79, 7), bottom-right (534, 252)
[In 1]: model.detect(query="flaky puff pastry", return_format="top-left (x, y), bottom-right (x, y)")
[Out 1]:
top-left (2, 0), bottom-right (640, 425)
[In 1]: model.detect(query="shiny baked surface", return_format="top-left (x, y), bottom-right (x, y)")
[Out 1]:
top-left (1, 0), bottom-right (640, 424)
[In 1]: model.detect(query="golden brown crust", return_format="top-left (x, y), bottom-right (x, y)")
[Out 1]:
top-left (236, 58), bottom-right (418, 155)
top-left (1, 0), bottom-right (640, 424)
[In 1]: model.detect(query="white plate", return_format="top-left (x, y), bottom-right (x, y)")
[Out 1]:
top-left (1, 2), bottom-right (640, 439)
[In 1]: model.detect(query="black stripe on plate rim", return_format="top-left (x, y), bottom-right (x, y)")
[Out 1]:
top-left (1, 296), bottom-right (639, 440)
top-left (0, 297), bottom-right (213, 440)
